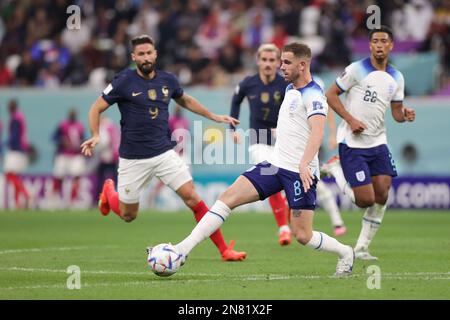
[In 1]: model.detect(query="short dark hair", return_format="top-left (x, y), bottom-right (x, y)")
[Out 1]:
top-left (369, 25), bottom-right (394, 41)
top-left (131, 35), bottom-right (155, 49)
top-left (282, 42), bottom-right (311, 59)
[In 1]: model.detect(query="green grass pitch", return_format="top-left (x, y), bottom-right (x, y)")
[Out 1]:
top-left (0, 209), bottom-right (449, 299)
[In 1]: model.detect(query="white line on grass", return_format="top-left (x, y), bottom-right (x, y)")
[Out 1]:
top-left (0, 245), bottom-right (120, 255)
top-left (0, 281), bottom-right (160, 291)
top-left (0, 266), bottom-right (218, 277)
top-left (1, 276), bottom-right (450, 292)
top-left (0, 246), bottom-right (89, 255)
top-left (0, 267), bottom-right (448, 283)
top-left (1, 266), bottom-right (449, 278)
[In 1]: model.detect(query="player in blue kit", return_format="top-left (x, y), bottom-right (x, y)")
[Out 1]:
top-left (322, 26), bottom-right (416, 260)
top-left (230, 43), bottom-right (291, 246)
top-left (81, 35), bottom-right (246, 261)
top-left (173, 42), bottom-right (354, 277)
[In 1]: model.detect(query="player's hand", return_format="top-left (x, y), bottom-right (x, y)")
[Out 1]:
top-left (404, 108), bottom-right (415, 122)
top-left (231, 131), bottom-right (241, 144)
top-left (299, 162), bottom-right (314, 193)
top-left (348, 117), bottom-right (367, 135)
top-left (80, 136), bottom-right (100, 157)
top-left (212, 115), bottom-right (240, 127)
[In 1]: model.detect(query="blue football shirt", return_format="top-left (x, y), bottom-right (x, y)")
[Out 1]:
top-left (102, 69), bottom-right (184, 159)
top-left (230, 73), bottom-right (287, 145)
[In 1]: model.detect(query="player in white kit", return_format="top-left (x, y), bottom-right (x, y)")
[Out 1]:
top-left (169, 42), bottom-right (354, 277)
top-left (322, 26), bottom-right (416, 260)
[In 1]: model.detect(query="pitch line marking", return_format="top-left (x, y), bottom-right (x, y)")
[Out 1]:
top-left (1, 267), bottom-right (449, 278)
top-left (1, 276), bottom-right (449, 292)
top-left (0, 267), bottom-right (448, 287)
top-left (0, 245), bottom-right (120, 255)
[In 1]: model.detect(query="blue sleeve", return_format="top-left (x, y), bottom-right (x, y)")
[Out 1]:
top-left (229, 79), bottom-right (247, 129)
top-left (171, 75), bottom-right (184, 99)
top-left (101, 72), bottom-right (127, 105)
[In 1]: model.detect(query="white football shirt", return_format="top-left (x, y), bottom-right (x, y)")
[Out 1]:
top-left (335, 57), bottom-right (404, 148)
top-left (270, 80), bottom-right (328, 176)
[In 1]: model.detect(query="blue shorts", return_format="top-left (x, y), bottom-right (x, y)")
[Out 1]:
top-left (242, 161), bottom-right (317, 210)
top-left (339, 143), bottom-right (397, 187)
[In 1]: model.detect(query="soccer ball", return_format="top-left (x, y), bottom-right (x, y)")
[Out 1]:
top-left (147, 243), bottom-right (183, 277)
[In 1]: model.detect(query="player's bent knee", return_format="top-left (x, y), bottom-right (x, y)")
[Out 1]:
top-left (292, 228), bottom-right (311, 245)
top-left (295, 233), bottom-right (311, 245)
top-left (356, 196), bottom-right (375, 208)
top-left (217, 191), bottom-right (234, 209)
top-left (375, 193), bottom-right (389, 205)
top-left (355, 194), bottom-right (375, 208)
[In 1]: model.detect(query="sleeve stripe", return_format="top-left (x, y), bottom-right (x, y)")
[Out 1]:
top-left (101, 94), bottom-right (114, 105)
top-left (307, 113), bottom-right (327, 119)
top-left (391, 100), bottom-right (403, 103)
top-left (335, 80), bottom-right (346, 93)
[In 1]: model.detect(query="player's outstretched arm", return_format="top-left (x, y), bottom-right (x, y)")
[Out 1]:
top-left (229, 85), bottom-right (245, 144)
top-left (80, 96), bottom-right (110, 157)
top-left (174, 93), bottom-right (240, 127)
top-left (391, 101), bottom-right (416, 123)
top-left (326, 109), bottom-right (337, 150)
top-left (299, 115), bottom-right (326, 193)
top-left (326, 83), bottom-right (367, 134)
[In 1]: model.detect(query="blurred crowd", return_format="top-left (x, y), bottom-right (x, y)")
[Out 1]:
top-left (0, 0), bottom-right (449, 88)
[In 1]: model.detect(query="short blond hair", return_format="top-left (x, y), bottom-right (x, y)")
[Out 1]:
top-left (257, 43), bottom-right (281, 59)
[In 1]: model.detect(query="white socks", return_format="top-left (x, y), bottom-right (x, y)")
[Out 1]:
top-left (355, 203), bottom-right (387, 251)
top-left (175, 200), bottom-right (231, 256)
top-left (316, 181), bottom-right (344, 227)
top-left (305, 231), bottom-right (349, 258)
top-left (329, 164), bottom-right (355, 203)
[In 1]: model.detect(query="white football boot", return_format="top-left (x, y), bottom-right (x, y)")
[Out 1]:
top-left (334, 246), bottom-right (355, 277)
top-left (354, 246), bottom-right (378, 261)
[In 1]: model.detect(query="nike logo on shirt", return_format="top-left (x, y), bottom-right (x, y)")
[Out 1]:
top-left (132, 92), bottom-right (142, 97)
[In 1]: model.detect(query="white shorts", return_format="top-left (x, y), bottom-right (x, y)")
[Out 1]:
top-left (53, 154), bottom-right (86, 178)
top-left (118, 149), bottom-right (192, 204)
top-left (3, 151), bottom-right (28, 173)
top-left (248, 144), bottom-right (275, 165)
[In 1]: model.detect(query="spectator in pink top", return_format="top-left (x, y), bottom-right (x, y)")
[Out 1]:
top-left (52, 109), bottom-right (86, 207)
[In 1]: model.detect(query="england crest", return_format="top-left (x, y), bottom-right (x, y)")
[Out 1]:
top-left (356, 170), bottom-right (366, 182)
